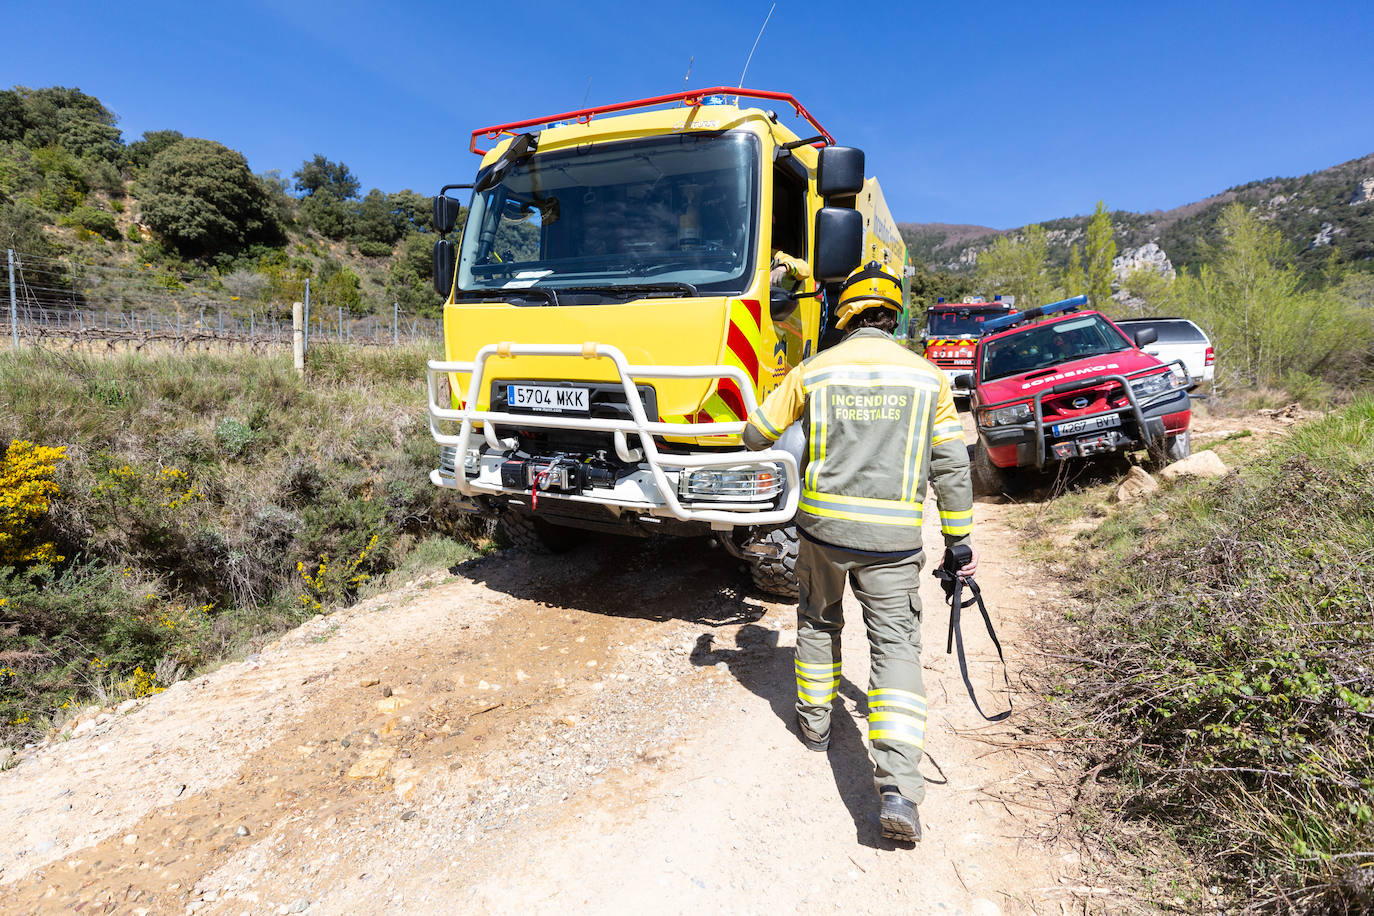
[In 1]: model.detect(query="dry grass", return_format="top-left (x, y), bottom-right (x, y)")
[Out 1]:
top-left (0, 343), bottom-right (485, 743)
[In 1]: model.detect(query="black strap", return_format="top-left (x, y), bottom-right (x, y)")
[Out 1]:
top-left (933, 567), bottom-right (1012, 722)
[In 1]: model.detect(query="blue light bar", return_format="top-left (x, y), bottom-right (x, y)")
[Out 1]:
top-left (981, 294), bottom-right (1088, 333)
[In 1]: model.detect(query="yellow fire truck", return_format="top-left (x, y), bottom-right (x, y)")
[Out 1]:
top-left (426, 88), bottom-right (909, 596)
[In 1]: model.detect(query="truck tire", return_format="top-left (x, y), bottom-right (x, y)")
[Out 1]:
top-left (496, 508), bottom-right (578, 554)
top-left (747, 525), bottom-right (800, 600)
top-left (972, 443), bottom-right (1020, 496)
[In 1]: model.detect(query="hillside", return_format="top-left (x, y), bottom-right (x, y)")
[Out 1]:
top-left (0, 86), bottom-right (444, 323)
top-left (902, 152), bottom-right (1374, 279)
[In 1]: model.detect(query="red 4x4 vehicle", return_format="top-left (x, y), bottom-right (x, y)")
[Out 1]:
top-left (961, 296), bottom-right (1192, 492)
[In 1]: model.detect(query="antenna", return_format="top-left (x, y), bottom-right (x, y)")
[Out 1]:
top-left (738, 2), bottom-right (777, 88)
top-left (682, 55), bottom-right (694, 91)
top-left (581, 77), bottom-right (592, 107)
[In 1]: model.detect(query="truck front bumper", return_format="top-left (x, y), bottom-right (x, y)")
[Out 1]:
top-left (426, 342), bottom-right (800, 529)
top-left (981, 376), bottom-right (1190, 470)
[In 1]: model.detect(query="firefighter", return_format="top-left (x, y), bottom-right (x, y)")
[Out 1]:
top-left (770, 249), bottom-right (810, 293)
top-left (743, 263), bottom-right (977, 843)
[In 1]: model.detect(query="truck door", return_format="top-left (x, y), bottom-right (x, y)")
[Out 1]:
top-left (772, 156), bottom-right (810, 368)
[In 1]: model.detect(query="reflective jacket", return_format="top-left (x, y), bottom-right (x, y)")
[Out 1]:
top-left (745, 327), bottom-right (972, 554)
top-left (771, 250), bottom-right (812, 293)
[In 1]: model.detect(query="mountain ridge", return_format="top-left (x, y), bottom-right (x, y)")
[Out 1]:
top-left (901, 152), bottom-right (1374, 278)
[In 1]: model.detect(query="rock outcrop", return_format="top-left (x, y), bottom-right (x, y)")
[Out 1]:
top-left (1350, 177), bottom-right (1374, 206)
top-left (1112, 242), bottom-right (1174, 281)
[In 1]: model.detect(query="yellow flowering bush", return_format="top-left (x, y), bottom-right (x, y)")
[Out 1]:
top-left (297, 533), bottom-right (379, 611)
top-left (0, 439), bottom-right (67, 566)
top-left (91, 460), bottom-right (202, 512)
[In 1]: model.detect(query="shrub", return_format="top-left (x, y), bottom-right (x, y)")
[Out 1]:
top-left (0, 347), bottom-right (484, 743)
top-left (1057, 400), bottom-right (1374, 910)
top-left (59, 205), bottom-right (119, 240)
top-left (214, 417), bottom-right (254, 457)
top-left (0, 439), bottom-right (66, 565)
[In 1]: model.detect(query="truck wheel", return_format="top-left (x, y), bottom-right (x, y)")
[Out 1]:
top-left (496, 508), bottom-right (578, 554)
top-left (972, 443), bottom-right (1020, 496)
top-left (747, 525), bottom-right (800, 600)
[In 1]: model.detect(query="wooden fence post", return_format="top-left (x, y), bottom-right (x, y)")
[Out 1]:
top-left (292, 301), bottom-right (305, 374)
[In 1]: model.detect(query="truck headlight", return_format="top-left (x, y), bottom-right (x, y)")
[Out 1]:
top-left (678, 466), bottom-right (784, 501)
top-left (1130, 371), bottom-right (1180, 400)
top-left (979, 403), bottom-right (1031, 427)
top-left (438, 445), bottom-right (481, 477)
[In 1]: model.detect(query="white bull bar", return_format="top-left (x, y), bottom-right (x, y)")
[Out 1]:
top-left (426, 342), bottom-right (800, 526)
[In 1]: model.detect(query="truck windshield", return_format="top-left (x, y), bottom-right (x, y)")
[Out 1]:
top-left (980, 314), bottom-right (1134, 382)
top-left (926, 308), bottom-right (1009, 337)
top-left (457, 131), bottom-right (759, 298)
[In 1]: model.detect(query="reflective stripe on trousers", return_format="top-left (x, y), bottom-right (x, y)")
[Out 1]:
top-left (795, 658), bottom-right (839, 705)
top-left (867, 687), bottom-right (928, 749)
top-left (795, 538), bottom-right (928, 805)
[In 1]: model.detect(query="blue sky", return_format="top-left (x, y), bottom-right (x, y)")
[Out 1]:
top-left (5, 0), bottom-right (1372, 229)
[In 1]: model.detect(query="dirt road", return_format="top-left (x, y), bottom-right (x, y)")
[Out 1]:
top-left (2, 437), bottom-right (1088, 913)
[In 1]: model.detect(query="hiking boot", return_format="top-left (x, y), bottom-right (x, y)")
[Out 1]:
top-left (797, 714), bottom-right (830, 752)
top-left (878, 787), bottom-right (921, 843)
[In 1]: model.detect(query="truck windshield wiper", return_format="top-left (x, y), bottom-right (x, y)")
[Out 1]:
top-left (453, 287), bottom-right (559, 307)
top-left (556, 282), bottom-right (698, 299)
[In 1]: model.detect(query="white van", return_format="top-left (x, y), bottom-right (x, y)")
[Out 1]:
top-left (1114, 318), bottom-right (1214, 387)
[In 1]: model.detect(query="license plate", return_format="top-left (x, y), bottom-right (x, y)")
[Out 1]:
top-left (1052, 414), bottom-right (1121, 437)
top-left (507, 384), bottom-right (589, 413)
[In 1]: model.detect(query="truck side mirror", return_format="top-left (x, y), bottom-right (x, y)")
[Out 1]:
top-left (769, 286), bottom-right (800, 323)
top-left (818, 146), bottom-right (865, 198)
top-left (956, 373), bottom-right (975, 390)
top-left (1133, 328), bottom-right (1158, 347)
top-left (432, 239), bottom-right (456, 298)
top-left (813, 207), bottom-right (863, 282)
top-left (475, 132), bottom-right (539, 194)
top-left (433, 195), bottom-right (464, 235)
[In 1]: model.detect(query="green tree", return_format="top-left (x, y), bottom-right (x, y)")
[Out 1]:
top-left (1084, 200), bottom-right (1117, 309)
top-left (13, 87), bottom-right (123, 164)
top-left (386, 231), bottom-right (440, 317)
top-left (387, 189), bottom-right (433, 234)
top-left (139, 138), bottom-right (284, 258)
top-left (975, 225), bottom-right (1055, 307)
top-left (0, 90), bottom-right (29, 143)
top-left (299, 192), bottom-right (351, 239)
top-left (0, 197), bottom-right (61, 255)
top-left (256, 169), bottom-right (296, 229)
top-left (127, 130), bottom-right (185, 170)
top-left (1061, 244), bottom-right (1087, 299)
top-left (322, 266), bottom-right (364, 315)
top-left (1116, 266), bottom-right (1183, 319)
top-left (293, 155), bottom-right (359, 201)
top-left (349, 188), bottom-right (405, 254)
top-left (1156, 204), bottom-right (1374, 390)
top-left (32, 145), bottom-right (87, 212)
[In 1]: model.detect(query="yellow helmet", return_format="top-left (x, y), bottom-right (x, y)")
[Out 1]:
top-left (834, 263), bottom-right (903, 329)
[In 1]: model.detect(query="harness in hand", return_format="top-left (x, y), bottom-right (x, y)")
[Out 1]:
top-left (933, 545), bottom-right (1012, 722)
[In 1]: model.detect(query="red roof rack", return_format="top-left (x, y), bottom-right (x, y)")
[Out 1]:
top-left (468, 87), bottom-right (835, 155)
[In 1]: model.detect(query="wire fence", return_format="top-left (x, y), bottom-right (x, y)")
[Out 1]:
top-left (2, 248), bottom-right (442, 351)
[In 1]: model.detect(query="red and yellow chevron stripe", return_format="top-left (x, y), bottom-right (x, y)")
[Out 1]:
top-left (665, 298), bottom-right (765, 427)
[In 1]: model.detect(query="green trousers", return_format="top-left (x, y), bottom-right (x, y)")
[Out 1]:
top-left (794, 537), bottom-right (929, 804)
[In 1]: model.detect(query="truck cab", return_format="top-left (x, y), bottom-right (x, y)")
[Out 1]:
top-left (919, 296), bottom-right (1016, 396)
top-left (424, 89), bottom-right (909, 596)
